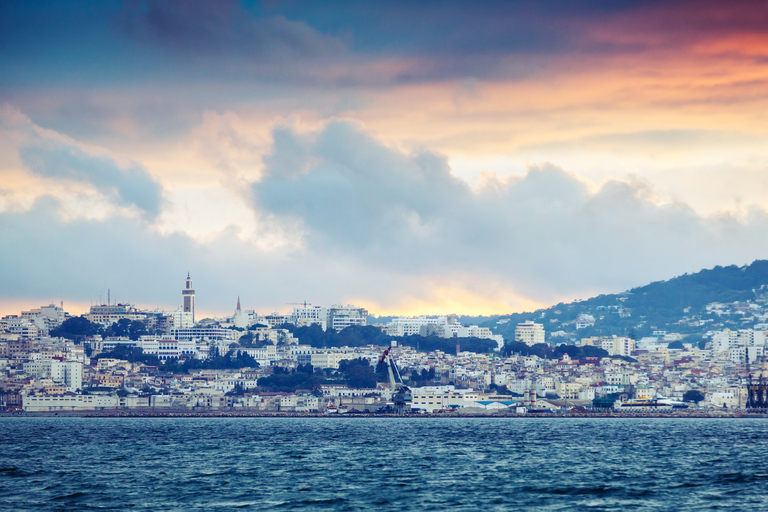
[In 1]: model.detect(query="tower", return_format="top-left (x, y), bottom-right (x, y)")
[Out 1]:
top-left (182, 273), bottom-right (195, 324)
top-left (233, 296), bottom-right (247, 329)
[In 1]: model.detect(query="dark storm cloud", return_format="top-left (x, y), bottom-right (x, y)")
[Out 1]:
top-left (253, 122), bottom-right (768, 299)
top-left (7, 0), bottom-right (762, 90)
top-left (1, 0), bottom-right (765, 109)
top-left (116, 0), bottom-right (347, 69)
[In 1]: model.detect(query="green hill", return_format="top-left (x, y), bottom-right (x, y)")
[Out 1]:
top-left (483, 260), bottom-right (768, 343)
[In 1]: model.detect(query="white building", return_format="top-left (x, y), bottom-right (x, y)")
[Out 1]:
top-left (410, 386), bottom-right (479, 413)
top-left (0, 316), bottom-right (40, 339)
top-left (385, 316), bottom-right (503, 348)
top-left (575, 314), bottom-right (595, 329)
top-left (288, 304), bottom-right (327, 330)
top-left (169, 310), bottom-right (194, 329)
top-left (20, 304), bottom-right (66, 334)
top-left (87, 304), bottom-right (145, 326)
top-left (601, 336), bottom-right (636, 357)
top-left (238, 344), bottom-right (278, 365)
top-left (250, 327), bottom-right (297, 345)
top-left (137, 336), bottom-right (198, 361)
top-left (515, 321), bottom-right (545, 346)
top-left (171, 327), bottom-right (236, 342)
top-left (310, 351), bottom-right (360, 370)
top-left (23, 394), bottom-right (118, 412)
top-left (710, 391), bottom-right (739, 408)
top-left (23, 359), bottom-right (83, 392)
top-left (712, 328), bottom-right (766, 358)
top-left (387, 316), bottom-right (454, 336)
top-left (232, 297), bottom-right (248, 329)
top-left (327, 305), bottom-right (368, 332)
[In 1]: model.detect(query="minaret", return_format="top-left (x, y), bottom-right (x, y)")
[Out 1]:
top-left (182, 273), bottom-right (195, 324)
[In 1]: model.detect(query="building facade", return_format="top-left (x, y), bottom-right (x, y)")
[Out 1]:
top-left (515, 321), bottom-right (545, 346)
top-left (182, 273), bottom-right (195, 324)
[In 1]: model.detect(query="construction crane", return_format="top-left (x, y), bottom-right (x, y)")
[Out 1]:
top-left (286, 301), bottom-right (312, 308)
top-left (379, 346), bottom-right (412, 415)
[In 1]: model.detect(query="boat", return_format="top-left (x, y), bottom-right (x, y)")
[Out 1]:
top-left (615, 398), bottom-right (688, 411)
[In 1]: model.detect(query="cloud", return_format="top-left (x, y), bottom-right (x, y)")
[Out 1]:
top-left (117, 0), bottom-right (348, 70)
top-left (253, 121), bottom-right (768, 301)
top-left (257, 121), bottom-right (469, 249)
top-left (4, 122), bottom-right (768, 318)
top-left (1, 106), bottom-right (164, 219)
top-left (0, 195), bottom-right (464, 316)
top-left (20, 145), bottom-right (163, 219)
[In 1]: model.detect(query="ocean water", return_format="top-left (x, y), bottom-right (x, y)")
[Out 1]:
top-left (1, 417), bottom-right (767, 511)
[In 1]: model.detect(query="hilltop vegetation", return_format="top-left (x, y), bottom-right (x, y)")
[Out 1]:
top-left (485, 260), bottom-right (768, 342)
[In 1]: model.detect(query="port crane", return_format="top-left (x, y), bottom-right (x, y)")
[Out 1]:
top-left (378, 346), bottom-right (412, 415)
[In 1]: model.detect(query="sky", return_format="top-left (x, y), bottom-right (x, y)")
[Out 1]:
top-left (2, 0), bottom-right (768, 319)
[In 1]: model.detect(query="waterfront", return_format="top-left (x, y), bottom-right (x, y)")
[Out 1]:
top-left (2, 418), bottom-right (767, 511)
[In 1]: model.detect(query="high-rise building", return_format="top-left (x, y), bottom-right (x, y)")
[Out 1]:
top-left (327, 305), bottom-right (368, 332)
top-left (515, 321), bottom-right (546, 346)
top-left (87, 303), bottom-right (144, 326)
top-left (288, 304), bottom-right (327, 330)
top-left (182, 273), bottom-right (195, 324)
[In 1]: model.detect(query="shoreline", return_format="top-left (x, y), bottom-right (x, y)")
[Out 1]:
top-left (1, 410), bottom-right (755, 419)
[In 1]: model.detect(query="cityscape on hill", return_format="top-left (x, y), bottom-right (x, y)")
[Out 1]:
top-left (6, 3), bottom-right (768, 509)
top-left (3, 261), bottom-right (768, 415)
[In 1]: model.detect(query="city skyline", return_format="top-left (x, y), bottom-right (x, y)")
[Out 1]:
top-left (2, 1), bottom-right (768, 318)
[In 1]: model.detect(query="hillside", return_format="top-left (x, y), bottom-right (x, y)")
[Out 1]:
top-left (483, 260), bottom-right (768, 343)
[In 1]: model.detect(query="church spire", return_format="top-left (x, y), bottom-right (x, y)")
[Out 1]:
top-left (236, 296), bottom-right (241, 311)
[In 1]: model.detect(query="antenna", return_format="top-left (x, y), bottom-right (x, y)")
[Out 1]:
top-left (108, 288), bottom-right (111, 306)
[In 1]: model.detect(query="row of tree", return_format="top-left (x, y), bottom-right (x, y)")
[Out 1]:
top-left (254, 358), bottom-right (388, 393)
top-left (93, 346), bottom-right (260, 373)
top-left (501, 340), bottom-right (618, 361)
top-left (278, 324), bottom-right (498, 353)
top-left (50, 316), bottom-right (155, 342)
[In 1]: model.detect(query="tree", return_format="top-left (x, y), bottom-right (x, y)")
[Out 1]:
top-left (339, 358), bottom-right (377, 388)
top-left (94, 346), bottom-right (160, 366)
top-left (257, 367), bottom-right (328, 393)
top-left (104, 318), bottom-right (132, 338)
top-left (49, 316), bottom-right (102, 341)
top-left (129, 320), bottom-right (147, 341)
top-left (683, 390), bottom-right (705, 403)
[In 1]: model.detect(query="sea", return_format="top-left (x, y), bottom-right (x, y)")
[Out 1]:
top-left (1, 417), bottom-right (767, 511)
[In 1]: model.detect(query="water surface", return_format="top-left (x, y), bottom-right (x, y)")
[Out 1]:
top-left (1, 417), bottom-right (766, 510)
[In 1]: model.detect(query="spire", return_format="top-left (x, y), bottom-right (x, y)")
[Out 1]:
top-left (236, 296), bottom-right (241, 311)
